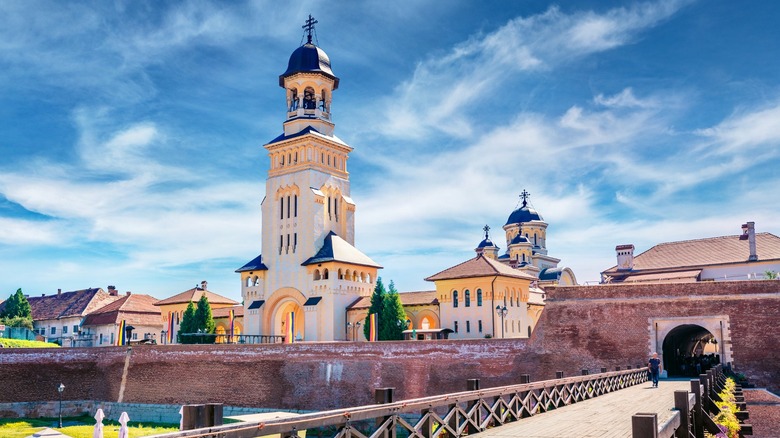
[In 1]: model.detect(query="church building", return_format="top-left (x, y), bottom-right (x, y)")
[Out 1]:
top-left (236, 18), bottom-right (381, 342)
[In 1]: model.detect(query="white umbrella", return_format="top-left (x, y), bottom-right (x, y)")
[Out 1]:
top-left (117, 412), bottom-right (130, 438)
top-left (92, 409), bottom-right (104, 438)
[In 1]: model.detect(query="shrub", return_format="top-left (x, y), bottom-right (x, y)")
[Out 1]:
top-left (711, 378), bottom-right (740, 438)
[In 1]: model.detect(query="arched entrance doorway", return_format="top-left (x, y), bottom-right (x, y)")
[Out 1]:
top-left (275, 300), bottom-right (304, 341)
top-left (662, 324), bottom-right (721, 377)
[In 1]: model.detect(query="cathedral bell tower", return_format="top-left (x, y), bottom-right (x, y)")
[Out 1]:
top-left (237, 17), bottom-right (380, 342)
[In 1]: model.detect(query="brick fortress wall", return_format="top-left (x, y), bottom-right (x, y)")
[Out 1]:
top-left (1, 280), bottom-right (777, 411)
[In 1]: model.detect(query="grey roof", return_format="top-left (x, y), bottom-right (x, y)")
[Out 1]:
top-left (235, 254), bottom-right (268, 273)
top-left (302, 231), bottom-right (382, 268)
top-left (539, 267), bottom-right (564, 281)
top-left (303, 297), bottom-right (322, 306)
top-left (247, 300), bottom-right (265, 310)
top-left (279, 43), bottom-right (339, 89)
top-left (266, 126), bottom-right (348, 148)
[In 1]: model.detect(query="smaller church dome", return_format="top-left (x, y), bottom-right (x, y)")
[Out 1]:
top-left (279, 43), bottom-right (339, 88)
top-left (477, 238), bottom-right (497, 249)
top-left (510, 234), bottom-right (530, 245)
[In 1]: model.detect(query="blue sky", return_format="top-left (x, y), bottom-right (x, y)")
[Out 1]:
top-left (1, 1), bottom-right (779, 302)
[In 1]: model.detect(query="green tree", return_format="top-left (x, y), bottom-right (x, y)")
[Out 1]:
top-left (766, 270), bottom-right (779, 280)
top-left (0, 315), bottom-right (34, 330)
top-left (178, 301), bottom-right (197, 343)
top-left (194, 294), bottom-right (216, 341)
top-left (364, 277), bottom-right (386, 340)
top-left (381, 281), bottom-right (407, 341)
top-left (1, 288), bottom-right (32, 319)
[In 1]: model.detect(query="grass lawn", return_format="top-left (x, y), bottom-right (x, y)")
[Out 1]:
top-left (0, 415), bottom-right (179, 438)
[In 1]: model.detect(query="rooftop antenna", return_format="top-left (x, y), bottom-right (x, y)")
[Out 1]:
top-left (302, 14), bottom-right (319, 45)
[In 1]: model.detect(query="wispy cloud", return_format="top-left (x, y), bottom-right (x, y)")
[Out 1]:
top-left (370, 0), bottom-right (691, 141)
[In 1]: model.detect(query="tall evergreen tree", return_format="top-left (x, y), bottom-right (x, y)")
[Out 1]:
top-left (194, 294), bottom-right (216, 337)
top-left (364, 277), bottom-right (386, 340)
top-left (178, 301), bottom-right (197, 343)
top-left (381, 281), bottom-right (407, 340)
top-left (1, 288), bottom-right (32, 319)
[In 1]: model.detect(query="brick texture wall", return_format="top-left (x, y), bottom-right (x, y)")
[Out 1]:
top-left (1, 280), bottom-right (777, 411)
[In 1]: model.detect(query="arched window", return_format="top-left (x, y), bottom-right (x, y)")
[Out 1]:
top-left (465, 290), bottom-right (471, 307)
top-left (477, 289), bottom-right (483, 307)
top-left (287, 195), bottom-right (291, 219)
top-left (421, 317), bottom-right (431, 330)
top-left (280, 197), bottom-right (284, 219)
top-left (323, 269), bottom-right (329, 280)
top-left (294, 195), bottom-right (298, 217)
top-left (528, 326), bottom-right (532, 337)
top-left (246, 277), bottom-right (252, 287)
top-left (453, 290), bottom-right (459, 308)
top-left (254, 276), bottom-right (260, 286)
top-left (338, 269), bottom-right (344, 280)
top-left (314, 269), bottom-right (321, 281)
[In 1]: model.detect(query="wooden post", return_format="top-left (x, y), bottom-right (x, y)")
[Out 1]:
top-left (674, 391), bottom-right (690, 438)
top-left (520, 374), bottom-right (530, 384)
top-left (375, 388), bottom-right (395, 438)
top-left (601, 367), bottom-right (607, 373)
top-left (616, 366), bottom-right (621, 371)
top-left (632, 413), bottom-right (658, 438)
top-left (556, 371), bottom-right (564, 379)
top-left (180, 404), bottom-right (205, 430)
top-left (466, 379), bottom-right (481, 434)
top-left (691, 380), bottom-right (704, 438)
top-left (207, 403), bottom-right (223, 426)
top-left (582, 369), bottom-right (589, 375)
top-left (699, 374), bottom-right (710, 416)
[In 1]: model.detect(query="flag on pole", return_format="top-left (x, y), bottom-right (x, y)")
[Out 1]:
top-left (368, 313), bottom-right (378, 342)
top-left (167, 311), bottom-right (175, 344)
top-left (284, 312), bottom-right (294, 344)
top-left (116, 319), bottom-right (126, 346)
top-left (228, 309), bottom-right (235, 343)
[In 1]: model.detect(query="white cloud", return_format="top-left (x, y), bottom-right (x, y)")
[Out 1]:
top-left (371, 0), bottom-right (690, 141)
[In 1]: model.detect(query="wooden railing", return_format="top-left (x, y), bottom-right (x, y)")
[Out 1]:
top-left (632, 365), bottom-right (753, 438)
top-left (147, 367), bottom-right (649, 438)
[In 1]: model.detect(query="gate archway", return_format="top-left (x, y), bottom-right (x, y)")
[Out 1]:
top-left (662, 324), bottom-right (721, 377)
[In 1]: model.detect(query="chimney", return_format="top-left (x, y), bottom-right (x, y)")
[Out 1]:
top-left (108, 285), bottom-right (118, 296)
top-left (200, 280), bottom-right (208, 290)
top-left (57, 288), bottom-right (61, 295)
top-left (616, 244), bottom-right (635, 270)
top-left (743, 222), bottom-right (758, 261)
top-left (126, 291), bottom-right (131, 296)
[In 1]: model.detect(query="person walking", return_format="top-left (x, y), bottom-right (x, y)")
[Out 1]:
top-left (648, 352), bottom-right (662, 388)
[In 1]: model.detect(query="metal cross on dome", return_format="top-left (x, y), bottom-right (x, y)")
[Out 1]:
top-left (483, 224), bottom-right (490, 240)
top-left (520, 189), bottom-right (531, 207)
top-left (303, 15), bottom-right (318, 44)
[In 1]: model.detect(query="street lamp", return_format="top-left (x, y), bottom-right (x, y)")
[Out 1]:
top-left (57, 383), bottom-right (65, 428)
top-left (495, 305), bottom-right (508, 338)
top-left (355, 321), bottom-right (362, 341)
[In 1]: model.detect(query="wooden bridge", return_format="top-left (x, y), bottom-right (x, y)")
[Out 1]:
top-left (148, 366), bottom-right (751, 438)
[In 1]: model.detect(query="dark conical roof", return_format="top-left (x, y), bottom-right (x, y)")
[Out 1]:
top-left (279, 43), bottom-right (339, 89)
top-left (477, 238), bottom-right (497, 249)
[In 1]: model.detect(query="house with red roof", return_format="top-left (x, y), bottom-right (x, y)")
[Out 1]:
top-left (80, 292), bottom-right (163, 347)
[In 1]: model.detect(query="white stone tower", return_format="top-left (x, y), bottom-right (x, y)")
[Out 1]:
top-left (237, 16), bottom-right (380, 342)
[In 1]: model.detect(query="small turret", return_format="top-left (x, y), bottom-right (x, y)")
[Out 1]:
top-left (475, 225), bottom-right (499, 259)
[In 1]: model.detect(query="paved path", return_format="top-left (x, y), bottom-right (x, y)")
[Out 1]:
top-left (471, 379), bottom-right (690, 438)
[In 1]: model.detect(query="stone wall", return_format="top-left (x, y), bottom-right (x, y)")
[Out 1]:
top-left (1, 280), bottom-right (777, 412)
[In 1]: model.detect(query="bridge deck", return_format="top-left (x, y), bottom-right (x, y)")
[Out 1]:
top-left (471, 379), bottom-right (690, 438)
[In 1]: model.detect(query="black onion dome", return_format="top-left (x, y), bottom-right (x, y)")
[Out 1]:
top-left (279, 43), bottom-right (339, 89)
top-left (505, 205), bottom-right (543, 226)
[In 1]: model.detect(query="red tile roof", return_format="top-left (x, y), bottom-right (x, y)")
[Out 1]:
top-left (603, 232), bottom-right (780, 274)
top-left (212, 305), bottom-right (244, 319)
top-left (347, 290), bottom-right (438, 310)
top-left (154, 287), bottom-right (238, 306)
top-left (425, 255), bottom-right (537, 282)
top-left (26, 288), bottom-right (121, 321)
top-left (81, 294), bottom-right (162, 327)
